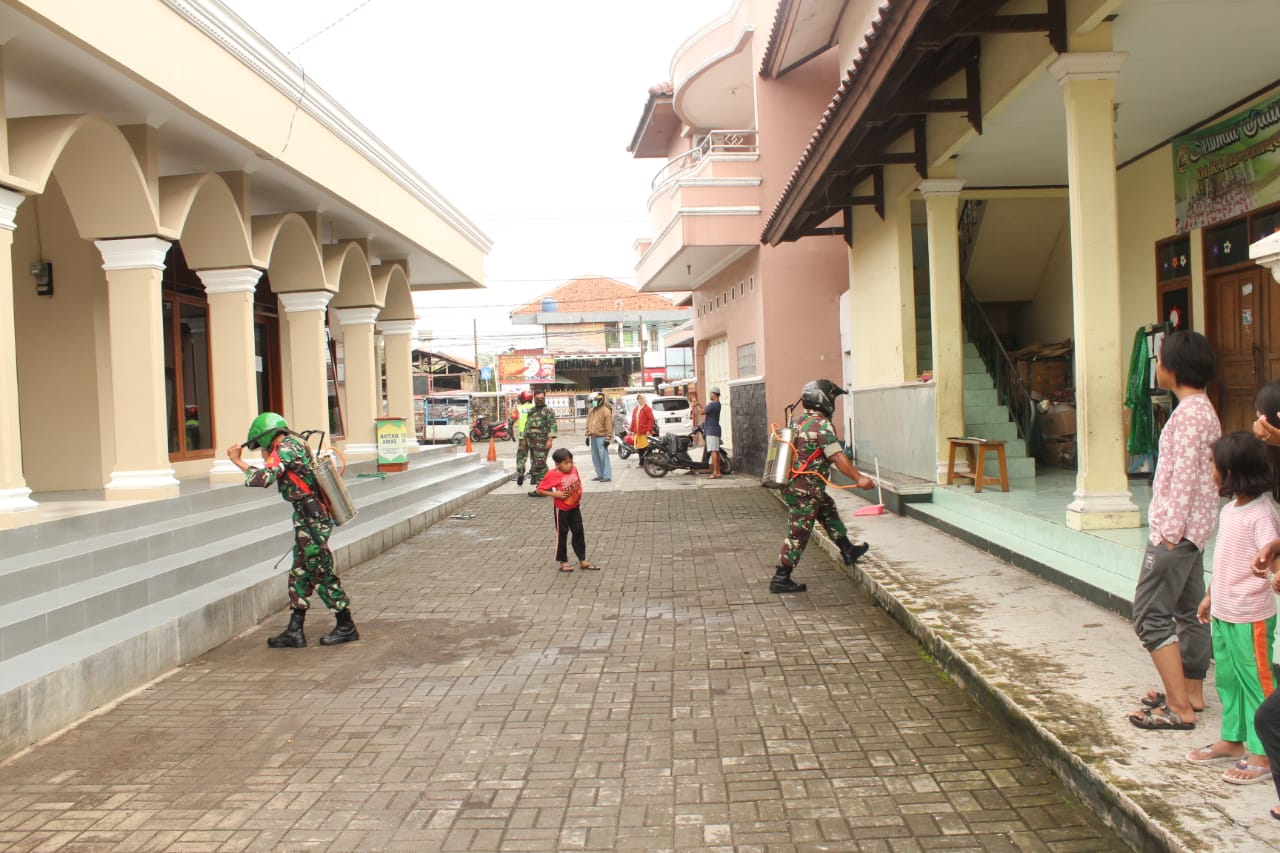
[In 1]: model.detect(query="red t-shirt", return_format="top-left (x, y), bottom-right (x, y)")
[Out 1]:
top-left (538, 465), bottom-right (582, 510)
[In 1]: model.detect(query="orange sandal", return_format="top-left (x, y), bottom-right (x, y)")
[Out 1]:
top-left (580, 562), bottom-right (600, 571)
top-left (559, 563), bottom-right (574, 572)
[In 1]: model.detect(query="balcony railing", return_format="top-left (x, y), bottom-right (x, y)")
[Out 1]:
top-left (650, 129), bottom-right (758, 192)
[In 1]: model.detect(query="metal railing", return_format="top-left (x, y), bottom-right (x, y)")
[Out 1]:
top-left (650, 129), bottom-right (758, 192)
top-left (958, 198), bottom-right (987, 278)
top-left (960, 276), bottom-right (1038, 451)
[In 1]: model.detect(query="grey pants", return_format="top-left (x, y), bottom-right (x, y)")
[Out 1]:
top-left (1132, 539), bottom-right (1210, 680)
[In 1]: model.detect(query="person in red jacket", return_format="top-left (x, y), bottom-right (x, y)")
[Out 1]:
top-left (630, 394), bottom-right (655, 451)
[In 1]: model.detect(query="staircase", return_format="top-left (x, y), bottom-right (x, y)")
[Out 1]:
top-left (0, 445), bottom-right (508, 756)
top-left (962, 341), bottom-right (1036, 480)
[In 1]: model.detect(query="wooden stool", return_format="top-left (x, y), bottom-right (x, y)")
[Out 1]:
top-left (945, 437), bottom-right (1010, 493)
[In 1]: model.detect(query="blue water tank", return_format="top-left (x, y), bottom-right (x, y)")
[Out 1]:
top-left (540, 298), bottom-right (557, 312)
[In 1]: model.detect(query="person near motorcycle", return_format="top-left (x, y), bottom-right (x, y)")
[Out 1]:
top-left (227, 412), bottom-right (359, 647)
top-left (522, 389), bottom-right (558, 496)
top-left (585, 392), bottom-right (614, 482)
top-left (513, 390), bottom-right (535, 486)
top-left (630, 394), bottom-right (655, 451)
top-left (702, 387), bottom-right (724, 479)
top-left (772, 379), bottom-right (874, 594)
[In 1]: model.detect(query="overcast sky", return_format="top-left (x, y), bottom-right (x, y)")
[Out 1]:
top-left (220, 0), bottom-right (729, 358)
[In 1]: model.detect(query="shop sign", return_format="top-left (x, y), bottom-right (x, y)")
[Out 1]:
top-left (1174, 93), bottom-right (1280, 233)
top-left (498, 355), bottom-right (556, 384)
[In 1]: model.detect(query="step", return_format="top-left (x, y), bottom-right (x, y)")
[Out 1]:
top-left (0, 446), bottom-right (477, 602)
top-left (0, 453), bottom-right (494, 661)
top-left (965, 373), bottom-right (994, 391)
top-left (964, 405), bottom-right (1011, 426)
top-left (964, 356), bottom-right (987, 374)
top-left (908, 494), bottom-right (1139, 609)
top-left (0, 460), bottom-right (510, 756)
top-left (963, 387), bottom-right (997, 408)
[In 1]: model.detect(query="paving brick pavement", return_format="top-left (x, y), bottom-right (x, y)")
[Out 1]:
top-left (0, 473), bottom-right (1127, 852)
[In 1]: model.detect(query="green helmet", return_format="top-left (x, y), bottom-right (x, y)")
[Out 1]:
top-left (245, 412), bottom-right (289, 450)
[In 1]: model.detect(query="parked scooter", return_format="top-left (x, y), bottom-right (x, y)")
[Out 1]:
top-left (470, 414), bottom-right (514, 442)
top-left (642, 427), bottom-right (732, 478)
top-left (612, 428), bottom-right (659, 460)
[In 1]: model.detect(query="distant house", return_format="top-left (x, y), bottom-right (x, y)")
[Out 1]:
top-left (511, 277), bottom-right (691, 389)
top-left (410, 349), bottom-right (476, 394)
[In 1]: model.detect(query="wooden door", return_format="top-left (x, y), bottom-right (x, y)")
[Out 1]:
top-left (1209, 267), bottom-right (1268, 433)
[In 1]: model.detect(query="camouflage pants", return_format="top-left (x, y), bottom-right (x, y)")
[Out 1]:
top-left (287, 510), bottom-right (350, 612)
top-left (516, 441), bottom-right (528, 476)
top-left (778, 486), bottom-right (847, 571)
top-left (525, 432), bottom-right (552, 485)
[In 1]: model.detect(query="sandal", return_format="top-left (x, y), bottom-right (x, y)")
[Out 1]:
top-left (559, 563), bottom-right (574, 572)
top-left (579, 562), bottom-right (600, 571)
top-left (1223, 759), bottom-right (1273, 785)
top-left (1141, 690), bottom-right (1206, 712)
top-left (1186, 744), bottom-right (1244, 766)
top-left (1129, 705), bottom-right (1195, 731)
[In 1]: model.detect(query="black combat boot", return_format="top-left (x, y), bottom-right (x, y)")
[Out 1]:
top-left (516, 473), bottom-right (524, 486)
top-left (836, 536), bottom-right (869, 567)
top-left (319, 609), bottom-right (360, 645)
top-left (267, 608), bottom-right (306, 648)
top-left (769, 566), bottom-right (807, 593)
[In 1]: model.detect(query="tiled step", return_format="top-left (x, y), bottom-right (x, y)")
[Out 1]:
top-left (908, 491), bottom-right (1139, 609)
top-left (964, 387), bottom-right (998, 408)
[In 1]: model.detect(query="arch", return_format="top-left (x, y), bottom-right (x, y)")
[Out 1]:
top-left (8, 115), bottom-right (162, 239)
top-left (326, 242), bottom-right (378, 308)
top-left (373, 263), bottom-right (415, 321)
top-left (159, 173), bottom-right (256, 269)
top-left (251, 213), bottom-right (330, 294)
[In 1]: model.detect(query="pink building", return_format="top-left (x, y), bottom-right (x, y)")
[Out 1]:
top-left (628, 0), bottom-right (850, 473)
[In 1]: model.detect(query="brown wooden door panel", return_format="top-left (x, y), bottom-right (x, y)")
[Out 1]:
top-left (1209, 268), bottom-right (1265, 434)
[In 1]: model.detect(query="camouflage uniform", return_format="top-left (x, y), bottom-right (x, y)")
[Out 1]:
top-left (522, 403), bottom-right (559, 485)
top-left (514, 401), bottom-right (535, 478)
top-left (245, 434), bottom-right (351, 613)
top-left (778, 411), bottom-right (849, 571)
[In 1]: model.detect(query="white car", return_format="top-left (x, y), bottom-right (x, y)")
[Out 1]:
top-left (649, 395), bottom-right (693, 436)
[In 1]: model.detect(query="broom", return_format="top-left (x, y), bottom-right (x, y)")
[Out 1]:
top-left (852, 458), bottom-right (885, 516)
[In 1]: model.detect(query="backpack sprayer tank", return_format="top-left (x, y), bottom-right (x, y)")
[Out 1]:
top-left (312, 453), bottom-right (357, 525)
top-left (761, 400), bottom-right (800, 490)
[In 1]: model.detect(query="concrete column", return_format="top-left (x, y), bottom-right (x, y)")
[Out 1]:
top-left (1049, 53), bottom-right (1139, 530)
top-left (919, 179), bottom-right (966, 483)
top-left (278, 291), bottom-right (333, 438)
top-left (0, 188), bottom-right (36, 518)
top-left (379, 319), bottom-right (418, 453)
top-left (334, 307), bottom-right (380, 460)
top-left (198, 267), bottom-right (262, 481)
top-left (95, 237), bottom-right (180, 500)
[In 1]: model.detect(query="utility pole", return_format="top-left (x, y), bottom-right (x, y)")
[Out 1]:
top-left (473, 318), bottom-right (481, 391)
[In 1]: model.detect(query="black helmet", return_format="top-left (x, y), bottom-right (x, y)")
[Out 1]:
top-left (801, 379), bottom-right (845, 417)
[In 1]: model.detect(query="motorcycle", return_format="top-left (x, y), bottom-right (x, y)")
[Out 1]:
top-left (470, 414), bottom-right (514, 442)
top-left (642, 427), bottom-right (733, 478)
top-left (612, 428), bottom-right (658, 461)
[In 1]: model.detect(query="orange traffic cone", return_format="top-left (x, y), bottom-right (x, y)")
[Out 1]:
top-left (465, 432), bottom-right (473, 453)
top-left (487, 435), bottom-right (497, 462)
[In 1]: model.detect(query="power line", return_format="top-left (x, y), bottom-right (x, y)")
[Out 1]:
top-left (289, 0), bottom-right (379, 53)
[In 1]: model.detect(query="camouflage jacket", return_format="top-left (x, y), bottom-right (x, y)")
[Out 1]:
top-left (786, 411), bottom-right (840, 494)
top-left (245, 434), bottom-right (320, 503)
top-left (523, 405), bottom-right (558, 438)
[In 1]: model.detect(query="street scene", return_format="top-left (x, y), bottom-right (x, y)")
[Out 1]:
top-left (0, 446), bottom-right (1128, 852)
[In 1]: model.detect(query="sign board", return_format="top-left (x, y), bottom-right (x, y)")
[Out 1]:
top-left (375, 417), bottom-right (409, 472)
top-left (498, 355), bottom-right (556, 384)
top-left (1173, 93), bottom-right (1280, 232)
top-left (547, 394), bottom-right (574, 418)
top-left (480, 366), bottom-right (493, 381)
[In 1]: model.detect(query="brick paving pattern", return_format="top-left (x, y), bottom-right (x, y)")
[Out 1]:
top-left (0, 485), bottom-right (1125, 852)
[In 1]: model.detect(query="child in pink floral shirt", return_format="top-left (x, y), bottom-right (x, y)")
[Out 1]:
top-left (1131, 331), bottom-right (1221, 732)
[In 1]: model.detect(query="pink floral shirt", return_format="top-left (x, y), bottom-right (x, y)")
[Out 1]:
top-left (1147, 393), bottom-right (1220, 549)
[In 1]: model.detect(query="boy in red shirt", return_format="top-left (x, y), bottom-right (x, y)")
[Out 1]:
top-left (535, 448), bottom-right (599, 573)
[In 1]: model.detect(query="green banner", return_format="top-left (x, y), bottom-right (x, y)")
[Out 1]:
top-left (376, 417), bottom-right (409, 465)
top-left (1173, 93), bottom-right (1280, 233)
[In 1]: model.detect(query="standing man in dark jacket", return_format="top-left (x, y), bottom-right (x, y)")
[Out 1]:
top-left (702, 387), bottom-right (724, 479)
top-left (773, 380), bottom-right (873, 593)
top-left (585, 392), bottom-right (614, 482)
top-left (227, 412), bottom-right (359, 647)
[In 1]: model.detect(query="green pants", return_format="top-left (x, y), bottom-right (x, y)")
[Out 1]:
top-left (287, 510), bottom-right (350, 613)
top-left (1213, 616), bottom-right (1276, 753)
top-left (778, 485), bottom-right (846, 570)
top-left (524, 432), bottom-right (551, 485)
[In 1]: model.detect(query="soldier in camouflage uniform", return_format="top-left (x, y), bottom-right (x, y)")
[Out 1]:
top-left (522, 389), bottom-right (559, 496)
top-left (513, 390), bottom-right (535, 486)
top-left (228, 412), bottom-right (359, 647)
top-left (773, 379), bottom-right (875, 593)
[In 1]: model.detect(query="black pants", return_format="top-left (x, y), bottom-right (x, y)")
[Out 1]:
top-left (554, 506), bottom-right (586, 563)
top-left (1255, 689), bottom-right (1280, 803)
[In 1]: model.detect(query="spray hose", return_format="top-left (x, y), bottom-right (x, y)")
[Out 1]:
top-left (770, 424), bottom-right (864, 491)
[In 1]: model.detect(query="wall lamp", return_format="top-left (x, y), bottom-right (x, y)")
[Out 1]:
top-left (30, 261), bottom-right (52, 296)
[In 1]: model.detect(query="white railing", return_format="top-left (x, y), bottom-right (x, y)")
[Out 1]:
top-left (650, 129), bottom-right (758, 192)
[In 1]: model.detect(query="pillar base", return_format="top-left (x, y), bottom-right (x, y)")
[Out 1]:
top-left (1065, 490), bottom-right (1140, 530)
top-left (0, 486), bottom-right (37, 514)
top-left (209, 458), bottom-right (246, 484)
top-left (105, 468), bottom-right (180, 501)
top-left (343, 443), bottom-right (377, 462)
